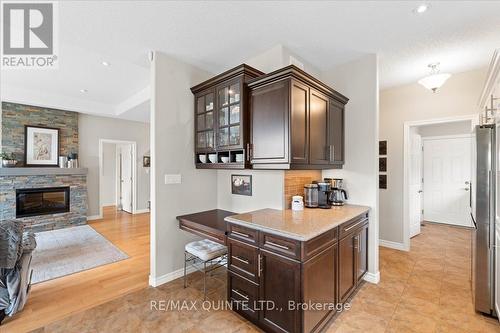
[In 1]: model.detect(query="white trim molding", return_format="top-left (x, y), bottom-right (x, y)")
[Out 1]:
top-left (403, 114), bottom-right (476, 251)
top-left (87, 215), bottom-right (103, 221)
top-left (379, 239), bottom-right (408, 251)
top-left (149, 265), bottom-right (196, 287)
top-left (478, 49), bottom-right (500, 109)
top-left (134, 208), bottom-right (150, 214)
top-left (363, 271), bottom-right (380, 284)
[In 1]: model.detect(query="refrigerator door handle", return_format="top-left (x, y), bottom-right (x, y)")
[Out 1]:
top-left (471, 212), bottom-right (478, 229)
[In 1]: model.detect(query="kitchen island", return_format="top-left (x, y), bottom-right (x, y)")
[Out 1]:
top-left (224, 205), bottom-right (370, 333)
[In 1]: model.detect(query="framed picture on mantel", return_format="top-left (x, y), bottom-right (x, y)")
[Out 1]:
top-left (24, 125), bottom-right (60, 167)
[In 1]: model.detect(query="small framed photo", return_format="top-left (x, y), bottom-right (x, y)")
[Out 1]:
top-left (231, 174), bottom-right (252, 196)
top-left (24, 125), bottom-right (60, 167)
top-left (143, 156), bottom-right (150, 167)
top-left (379, 140), bottom-right (387, 156)
top-left (379, 174), bottom-right (387, 189)
top-left (379, 157), bottom-right (387, 172)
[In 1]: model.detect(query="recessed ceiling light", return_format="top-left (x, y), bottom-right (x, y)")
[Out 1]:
top-left (80, 89), bottom-right (88, 93)
top-left (414, 4), bottom-right (429, 14)
top-left (102, 61), bottom-right (111, 66)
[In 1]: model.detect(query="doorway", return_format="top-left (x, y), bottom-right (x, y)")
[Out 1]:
top-left (98, 139), bottom-right (137, 218)
top-left (403, 115), bottom-right (476, 249)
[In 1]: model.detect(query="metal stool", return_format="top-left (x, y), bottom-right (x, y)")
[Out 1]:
top-left (184, 239), bottom-right (227, 300)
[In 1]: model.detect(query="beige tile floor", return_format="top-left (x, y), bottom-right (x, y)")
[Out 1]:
top-left (30, 223), bottom-right (500, 333)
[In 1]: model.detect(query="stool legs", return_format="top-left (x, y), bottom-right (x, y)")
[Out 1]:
top-left (203, 261), bottom-right (207, 300)
top-left (183, 251), bottom-right (187, 288)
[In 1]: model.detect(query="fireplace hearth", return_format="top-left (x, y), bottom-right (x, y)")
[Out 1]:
top-left (16, 187), bottom-right (70, 218)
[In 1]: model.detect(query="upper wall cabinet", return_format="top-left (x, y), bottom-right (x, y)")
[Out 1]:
top-left (191, 64), bottom-right (264, 169)
top-left (248, 65), bottom-right (348, 170)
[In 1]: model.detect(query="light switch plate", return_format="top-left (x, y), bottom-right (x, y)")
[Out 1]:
top-left (164, 174), bottom-right (182, 184)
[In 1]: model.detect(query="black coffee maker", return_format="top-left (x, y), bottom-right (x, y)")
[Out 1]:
top-left (317, 182), bottom-right (332, 209)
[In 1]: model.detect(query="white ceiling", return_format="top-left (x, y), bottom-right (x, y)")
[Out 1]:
top-left (2, 1), bottom-right (500, 122)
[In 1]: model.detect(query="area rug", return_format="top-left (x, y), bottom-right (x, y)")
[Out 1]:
top-left (31, 225), bottom-right (129, 284)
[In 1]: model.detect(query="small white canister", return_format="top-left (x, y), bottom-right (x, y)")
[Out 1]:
top-left (292, 195), bottom-right (304, 211)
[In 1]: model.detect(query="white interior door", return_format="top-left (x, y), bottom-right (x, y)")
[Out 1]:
top-left (409, 129), bottom-right (423, 237)
top-left (119, 144), bottom-right (133, 214)
top-left (423, 136), bottom-right (472, 227)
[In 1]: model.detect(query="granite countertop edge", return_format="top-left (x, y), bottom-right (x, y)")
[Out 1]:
top-left (224, 205), bottom-right (370, 242)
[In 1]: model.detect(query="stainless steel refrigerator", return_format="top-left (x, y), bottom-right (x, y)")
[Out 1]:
top-left (471, 124), bottom-right (496, 315)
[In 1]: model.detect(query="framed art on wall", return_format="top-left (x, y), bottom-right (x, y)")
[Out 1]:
top-left (231, 174), bottom-right (252, 196)
top-left (24, 125), bottom-right (60, 167)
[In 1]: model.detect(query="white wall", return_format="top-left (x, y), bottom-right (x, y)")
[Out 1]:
top-left (322, 54), bottom-right (380, 282)
top-left (101, 142), bottom-right (117, 206)
top-left (379, 67), bottom-right (487, 245)
top-left (244, 44), bottom-right (321, 77)
top-left (418, 120), bottom-right (472, 137)
top-left (217, 170), bottom-right (284, 213)
top-left (78, 114), bottom-right (150, 217)
top-left (150, 52), bottom-right (217, 285)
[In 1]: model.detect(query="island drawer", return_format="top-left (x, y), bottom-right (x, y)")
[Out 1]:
top-left (259, 232), bottom-right (301, 260)
top-left (228, 238), bottom-right (260, 283)
top-left (228, 271), bottom-right (259, 321)
top-left (339, 214), bottom-right (368, 239)
top-left (227, 223), bottom-right (259, 246)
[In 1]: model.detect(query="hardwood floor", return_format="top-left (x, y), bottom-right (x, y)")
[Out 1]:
top-left (0, 206), bottom-right (150, 333)
top-left (21, 222), bottom-right (500, 333)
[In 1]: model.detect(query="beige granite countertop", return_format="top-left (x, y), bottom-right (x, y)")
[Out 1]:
top-left (225, 204), bottom-right (370, 241)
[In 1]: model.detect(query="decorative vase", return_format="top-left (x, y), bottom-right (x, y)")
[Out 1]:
top-left (1, 159), bottom-right (17, 168)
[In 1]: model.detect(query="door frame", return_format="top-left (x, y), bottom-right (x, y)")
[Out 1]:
top-left (421, 134), bottom-right (472, 227)
top-left (98, 139), bottom-right (138, 219)
top-left (403, 114), bottom-right (477, 251)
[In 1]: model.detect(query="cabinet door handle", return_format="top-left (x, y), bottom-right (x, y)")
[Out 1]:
top-left (329, 145), bottom-right (335, 162)
top-left (231, 255), bottom-right (250, 265)
top-left (246, 143), bottom-right (250, 161)
top-left (231, 288), bottom-right (249, 300)
top-left (232, 230), bottom-right (250, 238)
top-left (265, 241), bottom-right (290, 250)
top-left (344, 220), bottom-right (364, 233)
top-left (257, 254), bottom-right (261, 277)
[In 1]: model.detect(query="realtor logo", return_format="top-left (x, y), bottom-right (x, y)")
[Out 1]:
top-left (2, 1), bottom-right (58, 69)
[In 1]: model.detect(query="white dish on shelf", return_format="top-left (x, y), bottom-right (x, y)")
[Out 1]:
top-left (221, 156), bottom-right (229, 163)
top-left (208, 154), bottom-right (217, 163)
top-left (198, 155), bottom-right (206, 163)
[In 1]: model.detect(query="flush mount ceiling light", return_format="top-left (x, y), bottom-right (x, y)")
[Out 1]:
top-left (418, 63), bottom-right (451, 93)
top-left (102, 61), bottom-right (111, 66)
top-left (413, 3), bottom-right (430, 14)
top-left (79, 89), bottom-right (88, 93)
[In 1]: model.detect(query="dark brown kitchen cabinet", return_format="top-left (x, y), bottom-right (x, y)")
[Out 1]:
top-left (338, 216), bottom-right (369, 303)
top-left (226, 213), bottom-right (370, 333)
top-left (248, 65), bottom-right (348, 169)
top-left (259, 250), bottom-right (301, 333)
top-left (191, 64), bottom-right (264, 169)
top-left (356, 223), bottom-right (368, 284)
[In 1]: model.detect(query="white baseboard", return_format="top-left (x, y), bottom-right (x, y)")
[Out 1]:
top-left (134, 208), bottom-right (150, 214)
top-left (364, 271), bottom-right (380, 284)
top-left (149, 265), bottom-right (196, 287)
top-left (379, 239), bottom-right (408, 251)
top-left (101, 202), bottom-right (116, 207)
top-left (87, 215), bottom-right (103, 221)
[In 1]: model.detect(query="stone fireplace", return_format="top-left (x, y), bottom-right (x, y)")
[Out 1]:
top-left (0, 168), bottom-right (87, 232)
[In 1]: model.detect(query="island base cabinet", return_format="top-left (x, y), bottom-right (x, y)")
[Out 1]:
top-left (227, 212), bottom-right (368, 333)
top-left (259, 250), bottom-right (301, 333)
top-left (339, 220), bottom-right (369, 303)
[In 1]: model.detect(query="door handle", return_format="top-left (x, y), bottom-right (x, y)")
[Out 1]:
top-left (417, 190), bottom-right (423, 193)
top-left (257, 254), bottom-right (262, 277)
top-left (328, 145), bottom-right (335, 162)
top-left (464, 188), bottom-right (470, 191)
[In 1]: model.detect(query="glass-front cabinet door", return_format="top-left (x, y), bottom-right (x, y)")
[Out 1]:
top-left (217, 81), bottom-right (242, 148)
top-left (195, 91), bottom-right (215, 151)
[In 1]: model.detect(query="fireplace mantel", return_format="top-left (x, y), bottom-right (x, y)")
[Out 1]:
top-left (0, 167), bottom-right (88, 176)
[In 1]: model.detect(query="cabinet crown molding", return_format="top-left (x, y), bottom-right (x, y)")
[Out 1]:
top-left (191, 64), bottom-right (264, 94)
top-left (247, 65), bottom-right (349, 105)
